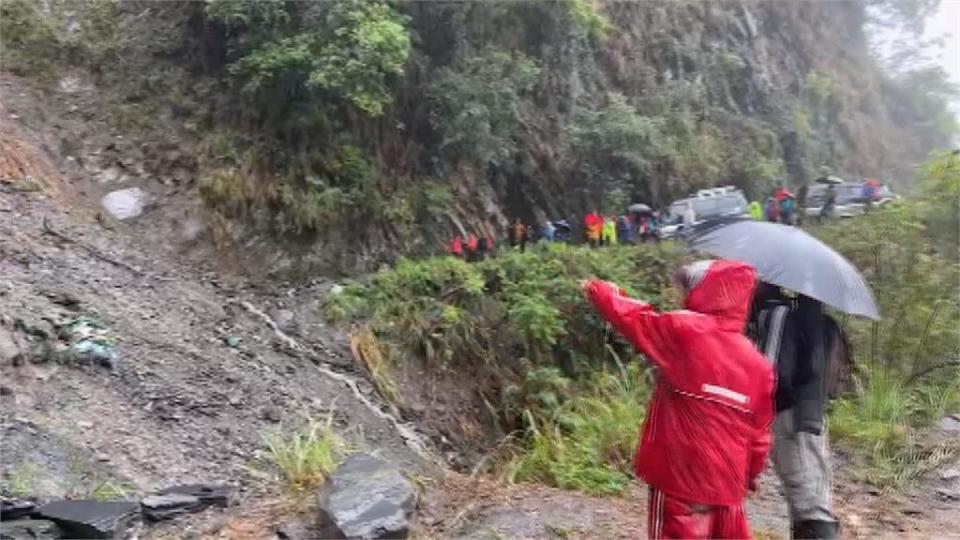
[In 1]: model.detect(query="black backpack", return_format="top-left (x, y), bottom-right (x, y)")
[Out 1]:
top-left (824, 314), bottom-right (856, 399)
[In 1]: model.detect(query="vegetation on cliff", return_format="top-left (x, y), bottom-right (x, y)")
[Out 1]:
top-left (1, 0), bottom-right (956, 270)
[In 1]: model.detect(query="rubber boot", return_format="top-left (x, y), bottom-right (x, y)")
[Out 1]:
top-left (792, 519), bottom-right (840, 540)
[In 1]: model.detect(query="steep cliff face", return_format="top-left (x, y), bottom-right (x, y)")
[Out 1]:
top-left (1, 0), bottom-right (952, 275)
top-left (408, 1), bottom-right (911, 217)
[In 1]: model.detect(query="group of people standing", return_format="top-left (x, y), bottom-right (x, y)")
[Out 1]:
top-left (447, 231), bottom-right (496, 262)
top-left (583, 210), bottom-right (660, 246)
top-left (750, 187), bottom-right (798, 225)
top-left (449, 209), bottom-right (663, 261)
top-left (583, 259), bottom-right (846, 539)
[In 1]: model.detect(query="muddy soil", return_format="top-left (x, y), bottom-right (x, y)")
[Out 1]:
top-left (417, 463), bottom-right (960, 540)
top-left (1, 75), bottom-right (436, 530)
top-left (0, 183), bottom-right (432, 483)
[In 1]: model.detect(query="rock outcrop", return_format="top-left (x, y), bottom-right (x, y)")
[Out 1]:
top-left (317, 454), bottom-right (417, 539)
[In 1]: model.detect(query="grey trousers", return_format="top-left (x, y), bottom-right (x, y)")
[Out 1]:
top-left (772, 409), bottom-right (839, 526)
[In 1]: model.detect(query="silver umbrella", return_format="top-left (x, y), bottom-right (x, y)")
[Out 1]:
top-left (689, 220), bottom-right (880, 319)
top-left (629, 203), bottom-right (652, 214)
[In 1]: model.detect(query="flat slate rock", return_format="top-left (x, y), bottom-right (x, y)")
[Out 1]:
top-left (1, 498), bottom-right (37, 520)
top-left (318, 453), bottom-right (416, 539)
top-left (141, 493), bottom-right (201, 521)
top-left (36, 500), bottom-right (139, 539)
top-left (156, 483), bottom-right (235, 508)
top-left (0, 519), bottom-right (62, 540)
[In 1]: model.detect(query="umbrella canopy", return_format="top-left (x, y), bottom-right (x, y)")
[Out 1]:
top-left (629, 203), bottom-right (652, 214)
top-left (553, 219), bottom-right (571, 230)
top-left (688, 220), bottom-right (880, 319)
top-left (816, 175), bottom-right (844, 185)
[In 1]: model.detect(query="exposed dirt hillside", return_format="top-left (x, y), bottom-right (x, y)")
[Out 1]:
top-left (0, 73), bottom-right (430, 520)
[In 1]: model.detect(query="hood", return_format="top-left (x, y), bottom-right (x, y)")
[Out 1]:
top-left (682, 260), bottom-right (757, 331)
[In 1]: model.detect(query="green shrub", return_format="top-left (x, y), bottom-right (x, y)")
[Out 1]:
top-left (506, 363), bottom-right (650, 495)
top-left (566, 0), bottom-right (611, 41)
top-left (0, 0), bottom-right (61, 79)
top-left (567, 95), bottom-right (785, 203)
top-left (210, 0), bottom-right (410, 123)
top-left (568, 94), bottom-right (670, 200)
top-left (817, 153), bottom-right (960, 486)
top-left (326, 243), bottom-right (677, 371)
top-left (815, 200), bottom-right (959, 380)
top-left (200, 0), bottom-right (409, 236)
top-left (427, 50), bottom-right (540, 168)
top-left (918, 151), bottom-right (960, 261)
top-left (326, 243), bottom-right (681, 494)
top-left (803, 71), bottom-right (834, 107)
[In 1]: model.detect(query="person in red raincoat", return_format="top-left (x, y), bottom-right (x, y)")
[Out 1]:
top-left (584, 211), bottom-right (603, 247)
top-left (465, 233), bottom-right (479, 262)
top-left (449, 235), bottom-right (464, 259)
top-left (583, 260), bottom-right (775, 539)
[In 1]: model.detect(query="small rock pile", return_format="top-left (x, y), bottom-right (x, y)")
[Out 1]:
top-left (0, 483), bottom-right (235, 539)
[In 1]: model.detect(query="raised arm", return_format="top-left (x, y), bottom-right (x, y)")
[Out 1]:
top-left (584, 280), bottom-right (680, 373)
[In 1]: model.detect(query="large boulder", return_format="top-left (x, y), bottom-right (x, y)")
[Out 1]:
top-left (317, 453), bottom-right (416, 539)
top-left (35, 500), bottom-right (139, 539)
top-left (100, 187), bottom-right (150, 220)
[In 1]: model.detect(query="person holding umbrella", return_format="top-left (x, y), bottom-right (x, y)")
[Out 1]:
top-left (688, 220), bottom-right (880, 540)
top-left (553, 219), bottom-right (572, 243)
top-left (616, 214), bottom-right (633, 244)
top-left (582, 260), bottom-right (775, 539)
top-left (820, 185), bottom-right (837, 223)
top-left (751, 286), bottom-right (839, 539)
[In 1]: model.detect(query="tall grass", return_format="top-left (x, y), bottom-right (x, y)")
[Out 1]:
top-left (263, 414), bottom-right (349, 495)
top-left (818, 153), bottom-right (960, 486)
top-left (830, 366), bottom-right (960, 486)
top-left (505, 363), bottom-right (650, 495)
top-left (350, 327), bottom-right (401, 405)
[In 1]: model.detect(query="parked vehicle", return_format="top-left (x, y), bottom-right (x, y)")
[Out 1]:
top-left (803, 183), bottom-right (864, 219)
top-left (660, 186), bottom-right (749, 239)
top-left (872, 184), bottom-right (900, 206)
top-left (802, 182), bottom-right (898, 219)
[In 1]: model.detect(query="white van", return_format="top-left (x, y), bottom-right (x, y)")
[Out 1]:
top-left (660, 187), bottom-right (749, 239)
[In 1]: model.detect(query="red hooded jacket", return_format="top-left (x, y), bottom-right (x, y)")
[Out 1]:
top-left (449, 235), bottom-right (463, 256)
top-left (585, 260), bottom-right (774, 506)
